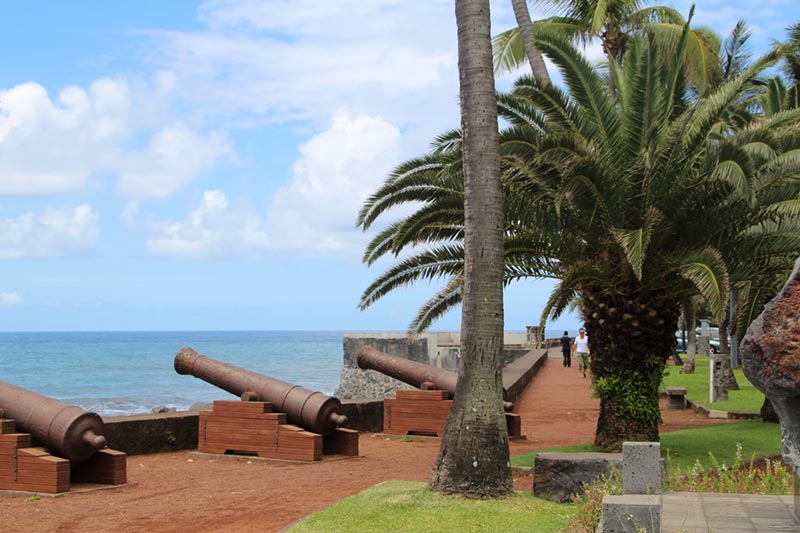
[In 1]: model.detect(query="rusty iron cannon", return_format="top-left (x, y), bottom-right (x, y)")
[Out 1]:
top-left (356, 346), bottom-right (513, 412)
top-left (0, 380), bottom-right (107, 461)
top-left (174, 347), bottom-right (348, 436)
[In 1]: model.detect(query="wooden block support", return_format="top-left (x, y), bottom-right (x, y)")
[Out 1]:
top-left (385, 390), bottom-right (453, 436)
top-left (384, 391), bottom-right (523, 438)
top-left (197, 400), bottom-right (333, 462)
top-left (0, 418), bottom-right (15, 434)
top-left (322, 428), bottom-right (359, 456)
top-left (0, 418), bottom-right (127, 493)
top-left (506, 413), bottom-right (522, 438)
top-left (72, 449), bottom-right (127, 485)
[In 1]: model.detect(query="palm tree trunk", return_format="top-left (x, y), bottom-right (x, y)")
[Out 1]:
top-left (717, 318), bottom-right (740, 393)
top-left (510, 0), bottom-right (551, 84)
top-left (583, 288), bottom-right (680, 452)
top-left (429, 0), bottom-right (513, 497)
top-left (681, 299), bottom-right (697, 374)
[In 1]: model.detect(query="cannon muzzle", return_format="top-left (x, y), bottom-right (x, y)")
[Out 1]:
top-left (0, 381), bottom-right (107, 461)
top-left (356, 346), bottom-right (514, 412)
top-left (175, 347), bottom-right (347, 435)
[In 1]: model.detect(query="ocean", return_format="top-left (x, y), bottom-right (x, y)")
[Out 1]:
top-left (0, 331), bottom-right (344, 417)
top-left (0, 329), bottom-right (573, 417)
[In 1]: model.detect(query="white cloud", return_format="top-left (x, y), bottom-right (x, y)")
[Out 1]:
top-left (0, 205), bottom-right (100, 258)
top-left (146, 190), bottom-right (265, 258)
top-left (146, 109), bottom-right (401, 258)
top-left (117, 124), bottom-right (232, 198)
top-left (264, 108), bottom-right (400, 251)
top-left (0, 292), bottom-right (22, 305)
top-left (142, 0), bottom-right (466, 130)
top-left (0, 77), bottom-right (230, 198)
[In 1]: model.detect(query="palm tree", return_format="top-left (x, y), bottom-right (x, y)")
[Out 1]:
top-left (428, 0), bottom-right (513, 497)
top-left (510, 0), bottom-right (552, 82)
top-left (359, 29), bottom-right (800, 450)
top-left (493, 1), bottom-right (719, 96)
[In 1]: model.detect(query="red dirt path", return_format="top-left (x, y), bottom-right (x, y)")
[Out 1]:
top-left (1, 357), bottom-right (727, 532)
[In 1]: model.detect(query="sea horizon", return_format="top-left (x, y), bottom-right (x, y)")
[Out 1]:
top-left (0, 329), bottom-right (572, 418)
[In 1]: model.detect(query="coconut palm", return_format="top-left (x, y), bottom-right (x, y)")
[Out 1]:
top-left (359, 28), bottom-right (800, 450)
top-left (427, 0), bottom-right (513, 497)
top-left (510, 0), bottom-right (552, 82)
top-left (492, 1), bottom-right (719, 96)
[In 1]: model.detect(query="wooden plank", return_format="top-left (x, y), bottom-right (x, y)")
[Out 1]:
top-left (17, 472), bottom-right (71, 485)
top-left (213, 400), bottom-right (273, 412)
top-left (204, 417), bottom-right (282, 430)
top-left (0, 419), bottom-right (15, 434)
top-left (17, 448), bottom-right (51, 458)
top-left (5, 481), bottom-right (69, 493)
top-left (395, 389), bottom-right (449, 401)
top-left (0, 434), bottom-right (32, 448)
top-left (203, 408), bottom-right (285, 420)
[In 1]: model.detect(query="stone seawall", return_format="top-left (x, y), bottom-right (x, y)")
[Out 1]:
top-left (336, 331), bottom-right (533, 399)
top-left (101, 397), bottom-right (386, 456)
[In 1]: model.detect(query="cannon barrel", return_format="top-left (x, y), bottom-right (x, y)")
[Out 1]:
top-left (174, 347), bottom-right (347, 436)
top-left (0, 381), bottom-right (107, 462)
top-left (356, 346), bottom-right (513, 412)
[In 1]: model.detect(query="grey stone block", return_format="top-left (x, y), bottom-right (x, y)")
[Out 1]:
top-left (533, 452), bottom-right (621, 502)
top-left (623, 442), bottom-right (661, 495)
top-left (601, 494), bottom-right (661, 532)
top-left (664, 387), bottom-right (687, 410)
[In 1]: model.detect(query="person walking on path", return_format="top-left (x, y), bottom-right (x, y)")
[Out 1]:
top-left (559, 330), bottom-right (572, 367)
top-left (573, 328), bottom-right (590, 378)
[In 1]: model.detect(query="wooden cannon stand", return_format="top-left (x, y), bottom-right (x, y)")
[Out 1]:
top-left (383, 384), bottom-right (524, 439)
top-left (0, 417), bottom-right (126, 494)
top-left (197, 399), bottom-right (358, 462)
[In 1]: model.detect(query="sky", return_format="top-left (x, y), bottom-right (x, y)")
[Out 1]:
top-left (0, 0), bottom-right (797, 332)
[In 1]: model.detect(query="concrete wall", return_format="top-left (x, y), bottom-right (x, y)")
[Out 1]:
top-left (103, 411), bottom-right (199, 456)
top-left (337, 331), bottom-right (536, 399)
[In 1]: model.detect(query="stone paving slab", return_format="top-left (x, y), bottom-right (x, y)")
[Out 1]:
top-left (661, 492), bottom-right (798, 533)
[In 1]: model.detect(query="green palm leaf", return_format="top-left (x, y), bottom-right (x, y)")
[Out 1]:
top-left (676, 248), bottom-right (730, 321)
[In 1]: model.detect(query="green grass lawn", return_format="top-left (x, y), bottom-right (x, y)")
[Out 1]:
top-left (662, 356), bottom-right (764, 413)
top-left (511, 419), bottom-right (782, 470)
top-left (292, 422), bottom-right (783, 532)
top-left (289, 480), bottom-right (575, 532)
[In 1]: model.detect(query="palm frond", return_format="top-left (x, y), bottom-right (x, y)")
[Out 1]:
top-left (676, 248), bottom-right (730, 322)
top-left (409, 275), bottom-right (464, 332)
top-left (358, 245), bottom-right (464, 310)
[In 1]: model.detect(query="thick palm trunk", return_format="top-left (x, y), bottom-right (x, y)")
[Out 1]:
top-left (510, 0), bottom-right (551, 84)
top-left (429, 0), bottom-right (512, 497)
top-left (583, 288), bottom-right (680, 451)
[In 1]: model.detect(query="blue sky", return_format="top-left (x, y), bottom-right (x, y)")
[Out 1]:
top-left (0, 0), bottom-right (797, 332)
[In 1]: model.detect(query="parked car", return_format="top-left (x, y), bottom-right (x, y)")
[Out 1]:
top-left (675, 336), bottom-right (719, 354)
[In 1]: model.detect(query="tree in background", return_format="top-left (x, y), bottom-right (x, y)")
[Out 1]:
top-left (493, 0), bottom-right (718, 96)
top-left (358, 20), bottom-right (800, 450)
top-left (428, 0), bottom-right (513, 497)
top-left (509, 0), bottom-right (552, 82)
